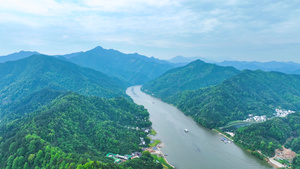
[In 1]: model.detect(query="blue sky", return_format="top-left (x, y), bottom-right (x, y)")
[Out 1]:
top-left (0, 0), bottom-right (300, 62)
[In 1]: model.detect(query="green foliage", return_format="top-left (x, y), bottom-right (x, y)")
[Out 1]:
top-left (142, 60), bottom-right (239, 99)
top-left (0, 54), bottom-right (126, 106)
top-left (0, 91), bottom-right (153, 168)
top-left (172, 70), bottom-right (300, 128)
top-left (234, 112), bottom-right (300, 159)
top-left (69, 46), bottom-right (175, 85)
top-left (120, 151), bottom-right (163, 169)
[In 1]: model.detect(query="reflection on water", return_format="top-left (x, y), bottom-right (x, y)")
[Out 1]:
top-left (127, 86), bottom-right (274, 169)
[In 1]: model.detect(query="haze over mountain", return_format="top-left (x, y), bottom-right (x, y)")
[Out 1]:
top-left (0, 54), bottom-right (125, 106)
top-left (168, 55), bottom-right (215, 65)
top-left (218, 60), bottom-right (300, 75)
top-left (66, 46), bottom-right (175, 85)
top-left (142, 59), bottom-right (239, 99)
top-left (0, 51), bottom-right (40, 63)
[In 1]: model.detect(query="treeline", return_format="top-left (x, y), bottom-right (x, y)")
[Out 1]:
top-left (0, 90), bottom-right (161, 168)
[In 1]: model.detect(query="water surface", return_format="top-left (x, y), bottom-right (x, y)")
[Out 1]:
top-left (127, 86), bottom-right (273, 169)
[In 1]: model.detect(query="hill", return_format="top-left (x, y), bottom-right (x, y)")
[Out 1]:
top-left (67, 46), bottom-right (175, 85)
top-left (0, 51), bottom-right (40, 63)
top-left (234, 112), bottom-right (300, 167)
top-left (142, 60), bottom-right (239, 99)
top-left (0, 90), bottom-right (162, 168)
top-left (170, 70), bottom-right (300, 128)
top-left (0, 54), bottom-right (125, 105)
top-left (218, 61), bottom-right (300, 75)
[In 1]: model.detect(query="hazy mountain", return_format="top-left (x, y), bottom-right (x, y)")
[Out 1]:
top-left (168, 55), bottom-right (214, 64)
top-left (142, 59), bottom-right (239, 99)
top-left (0, 51), bottom-right (40, 63)
top-left (67, 46), bottom-right (175, 85)
top-left (218, 60), bottom-right (300, 74)
top-left (0, 54), bottom-right (125, 105)
top-left (172, 70), bottom-right (300, 128)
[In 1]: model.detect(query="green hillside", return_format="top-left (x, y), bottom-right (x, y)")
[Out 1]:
top-left (0, 90), bottom-right (162, 168)
top-left (0, 54), bottom-right (125, 105)
top-left (142, 59), bottom-right (239, 99)
top-left (234, 112), bottom-right (300, 167)
top-left (68, 46), bottom-right (175, 85)
top-left (171, 70), bottom-right (300, 128)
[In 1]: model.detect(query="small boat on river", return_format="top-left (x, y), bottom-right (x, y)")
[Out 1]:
top-left (184, 129), bottom-right (189, 133)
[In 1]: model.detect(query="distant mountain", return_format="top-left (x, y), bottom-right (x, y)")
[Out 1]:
top-left (0, 51), bottom-right (40, 63)
top-left (0, 90), bottom-right (160, 168)
top-left (168, 55), bottom-right (214, 64)
top-left (218, 60), bottom-right (300, 74)
top-left (0, 54), bottom-right (125, 105)
top-left (142, 59), bottom-right (239, 99)
top-left (67, 46), bottom-right (175, 85)
top-left (172, 70), bottom-right (300, 128)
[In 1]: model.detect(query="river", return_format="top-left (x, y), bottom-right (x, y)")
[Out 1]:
top-left (126, 86), bottom-right (273, 169)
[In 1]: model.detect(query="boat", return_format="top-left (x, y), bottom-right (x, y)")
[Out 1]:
top-left (184, 129), bottom-right (189, 133)
top-left (221, 137), bottom-right (231, 144)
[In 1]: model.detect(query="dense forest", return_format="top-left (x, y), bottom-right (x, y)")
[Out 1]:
top-left (142, 59), bottom-right (239, 99)
top-left (0, 54), bottom-right (125, 106)
top-left (0, 55), bottom-right (164, 168)
top-left (164, 70), bottom-right (300, 128)
top-left (234, 112), bottom-right (300, 168)
top-left (0, 89), bottom-right (162, 168)
top-left (67, 46), bottom-right (175, 85)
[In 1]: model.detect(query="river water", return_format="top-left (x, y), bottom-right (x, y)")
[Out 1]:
top-left (126, 86), bottom-right (273, 169)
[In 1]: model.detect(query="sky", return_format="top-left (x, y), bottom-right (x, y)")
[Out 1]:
top-left (0, 0), bottom-right (300, 62)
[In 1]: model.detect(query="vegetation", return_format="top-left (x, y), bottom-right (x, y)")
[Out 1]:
top-left (68, 46), bottom-right (175, 85)
top-left (152, 154), bottom-right (173, 169)
top-left (0, 54), bottom-right (126, 106)
top-left (0, 90), bottom-right (159, 168)
top-left (142, 59), bottom-right (239, 99)
top-left (171, 70), bottom-right (300, 128)
top-left (234, 112), bottom-right (300, 167)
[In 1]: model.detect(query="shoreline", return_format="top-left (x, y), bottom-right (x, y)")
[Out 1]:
top-left (156, 143), bottom-right (176, 169)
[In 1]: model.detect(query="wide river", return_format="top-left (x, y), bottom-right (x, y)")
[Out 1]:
top-left (126, 86), bottom-right (274, 169)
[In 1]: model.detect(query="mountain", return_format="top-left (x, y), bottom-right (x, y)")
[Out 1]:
top-left (168, 55), bottom-right (214, 64)
top-left (218, 61), bottom-right (300, 74)
top-left (172, 70), bottom-right (300, 128)
top-left (0, 54), bottom-right (125, 105)
top-left (234, 112), bottom-right (300, 167)
top-left (142, 60), bottom-right (240, 99)
top-left (0, 51), bottom-right (40, 63)
top-left (67, 46), bottom-right (175, 85)
top-left (0, 90), bottom-right (162, 168)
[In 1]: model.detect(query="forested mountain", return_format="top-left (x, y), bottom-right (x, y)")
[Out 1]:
top-left (0, 89), bottom-right (162, 168)
top-left (0, 51), bottom-right (40, 63)
top-left (0, 54), bottom-right (125, 105)
top-left (234, 112), bottom-right (300, 167)
top-left (67, 46), bottom-right (175, 85)
top-left (142, 59), bottom-right (239, 99)
top-left (218, 60), bottom-right (300, 75)
top-left (166, 70), bottom-right (300, 128)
